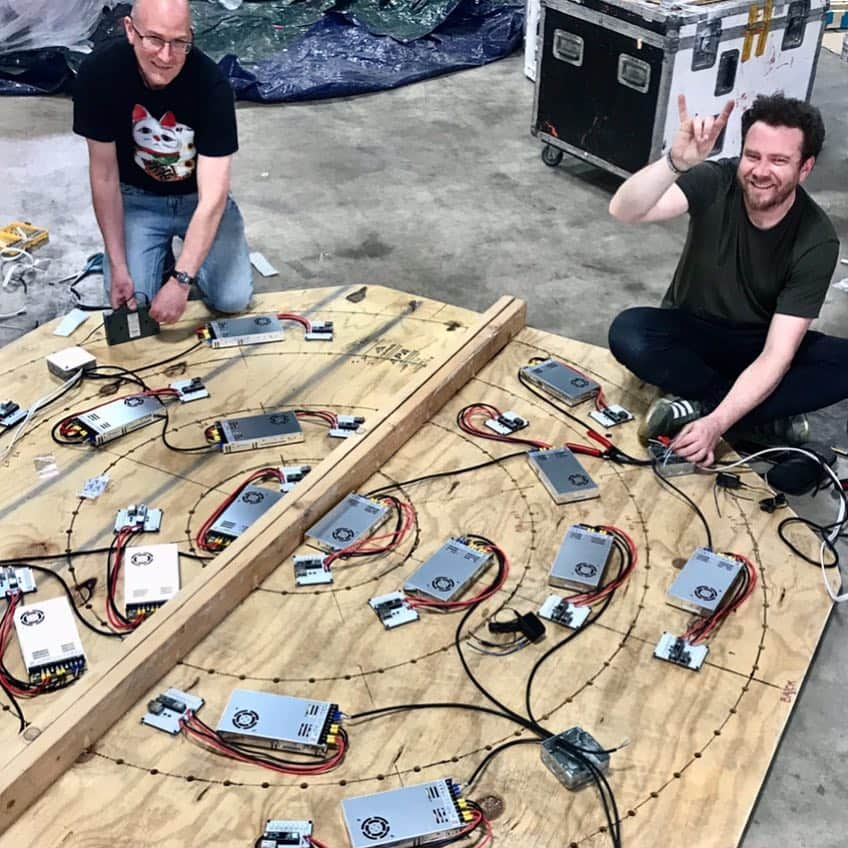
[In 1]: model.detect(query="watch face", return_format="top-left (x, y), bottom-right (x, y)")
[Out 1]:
top-left (175, 271), bottom-right (193, 286)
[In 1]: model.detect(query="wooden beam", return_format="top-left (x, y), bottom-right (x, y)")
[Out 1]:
top-left (0, 294), bottom-right (526, 833)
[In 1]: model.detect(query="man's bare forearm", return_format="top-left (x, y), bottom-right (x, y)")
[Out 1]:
top-left (90, 171), bottom-right (128, 272)
top-left (706, 355), bottom-right (789, 434)
top-left (608, 156), bottom-right (678, 223)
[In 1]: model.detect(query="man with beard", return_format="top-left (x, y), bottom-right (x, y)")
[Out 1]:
top-left (607, 93), bottom-right (845, 466)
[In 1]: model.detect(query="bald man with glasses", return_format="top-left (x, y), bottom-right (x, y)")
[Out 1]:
top-left (73, 0), bottom-right (252, 325)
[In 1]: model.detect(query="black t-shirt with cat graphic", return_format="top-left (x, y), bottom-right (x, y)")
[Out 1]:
top-left (73, 40), bottom-right (237, 196)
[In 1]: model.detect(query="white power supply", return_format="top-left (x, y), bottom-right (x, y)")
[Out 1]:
top-left (46, 347), bottom-right (96, 380)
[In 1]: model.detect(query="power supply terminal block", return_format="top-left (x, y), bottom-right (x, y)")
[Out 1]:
top-left (484, 410), bottom-right (528, 436)
top-left (14, 596), bottom-right (87, 689)
top-left (306, 493), bottom-right (390, 552)
top-left (541, 727), bottom-right (610, 789)
top-left (653, 632), bottom-right (709, 671)
top-left (216, 690), bottom-right (343, 755)
top-left (589, 404), bottom-right (633, 429)
top-left (0, 400), bottom-right (26, 429)
top-left (0, 566), bottom-right (36, 598)
top-left (170, 376), bottom-right (209, 403)
top-left (258, 820), bottom-right (314, 848)
top-left (520, 358), bottom-right (599, 406)
top-left (280, 464), bottom-right (311, 493)
top-left (538, 595), bottom-right (590, 630)
top-left (293, 554), bottom-right (332, 586)
top-left (369, 591), bottom-right (419, 629)
top-left (305, 320), bottom-right (334, 341)
top-left (114, 504), bottom-right (163, 533)
top-left (142, 687), bottom-right (205, 735)
top-left (196, 315), bottom-right (285, 348)
top-left (329, 414), bottom-right (366, 439)
top-left (341, 778), bottom-right (470, 848)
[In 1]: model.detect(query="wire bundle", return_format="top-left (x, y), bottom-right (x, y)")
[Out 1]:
top-left (683, 552), bottom-right (757, 645)
top-left (196, 468), bottom-right (285, 552)
top-left (322, 495), bottom-right (415, 571)
top-left (105, 526), bottom-right (146, 632)
top-left (563, 525), bottom-right (638, 607)
top-left (0, 593), bottom-right (48, 699)
top-left (179, 710), bottom-right (348, 775)
top-left (456, 403), bottom-right (550, 449)
top-left (294, 409), bottom-right (343, 430)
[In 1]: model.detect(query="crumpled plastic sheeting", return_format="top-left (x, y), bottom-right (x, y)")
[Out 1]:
top-left (221, 2), bottom-right (524, 103)
top-left (343, 0), bottom-right (465, 44)
top-left (0, 0), bottom-right (115, 55)
top-left (0, 48), bottom-right (73, 94)
top-left (192, 0), bottom-right (335, 65)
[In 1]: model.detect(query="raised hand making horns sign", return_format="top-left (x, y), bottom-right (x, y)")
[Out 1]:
top-left (669, 94), bottom-right (735, 173)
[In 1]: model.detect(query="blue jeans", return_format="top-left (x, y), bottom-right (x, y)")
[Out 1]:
top-left (608, 306), bottom-right (848, 426)
top-left (103, 184), bottom-right (253, 313)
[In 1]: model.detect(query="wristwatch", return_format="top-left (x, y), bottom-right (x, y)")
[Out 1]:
top-left (173, 270), bottom-right (196, 289)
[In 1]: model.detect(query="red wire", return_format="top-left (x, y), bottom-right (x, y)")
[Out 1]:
top-left (407, 543), bottom-right (509, 610)
top-left (107, 527), bottom-right (146, 631)
top-left (196, 468), bottom-right (284, 551)
top-left (277, 313), bottom-right (312, 331)
top-left (567, 525), bottom-right (638, 605)
top-left (458, 404), bottom-right (550, 450)
top-left (182, 713), bottom-right (347, 774)
top-left (323, 499), bottom-right (416, 569)
top-left (0, 593), bottom-right (47, 696)
top-left (308, 838), bottom-right (330, 848)
top-left (295, 410), bottom-right (339, 428)
top-left (685, 553), bottom-right (758, 644)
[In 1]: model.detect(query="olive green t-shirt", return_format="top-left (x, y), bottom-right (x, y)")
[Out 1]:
top-left (662, 158), bottom-right (839, 326)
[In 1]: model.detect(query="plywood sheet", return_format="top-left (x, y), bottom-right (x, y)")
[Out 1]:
top-left (0, 291), bottom-right (832, 848)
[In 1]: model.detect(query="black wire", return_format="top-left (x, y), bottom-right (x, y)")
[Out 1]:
top-left (523, 543), bottom-right (623, 727)
top-left (0, 547), bottom-right (113, 566)
top-left (0, 675), bottom-right (26, 733)
top-left (134, 340), bottom-right (204, 373)
top-left (452, 538), bottom-right (550, 738)
top-left (25, 564), bottom-right (124, 639)
top-left (158, 408), bottom-right (216, 453)
top-left (652, 463), bottom-right (713, 550)
top-left (777, 517), bottom-right (839, 568)
top-left (364, 452), bottom-right (526, 498)
top-left (466, 738), bottom-right (541, 786)
top-left (351, 701), bottom-right (533, 728)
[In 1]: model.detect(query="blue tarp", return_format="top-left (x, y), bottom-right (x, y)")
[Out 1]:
top-left (223, 4), bottom-right (524, 103)
top-left (0, 0), bottom-right (524, 101)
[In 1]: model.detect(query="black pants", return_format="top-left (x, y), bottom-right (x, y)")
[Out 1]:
top-left (608, 306), bottom-right (848, 427)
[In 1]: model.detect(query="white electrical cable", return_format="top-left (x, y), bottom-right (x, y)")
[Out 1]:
top-left (708, 448), bottom-right (848, 603)
top-left (0, 369), bottom-right (84, 463)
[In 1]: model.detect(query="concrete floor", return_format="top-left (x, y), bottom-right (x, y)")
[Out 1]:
top-left (1, 43), bottom-right (847, 848)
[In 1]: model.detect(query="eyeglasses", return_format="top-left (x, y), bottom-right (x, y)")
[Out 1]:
top-left (129, 19), bottom-right (193, 55)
